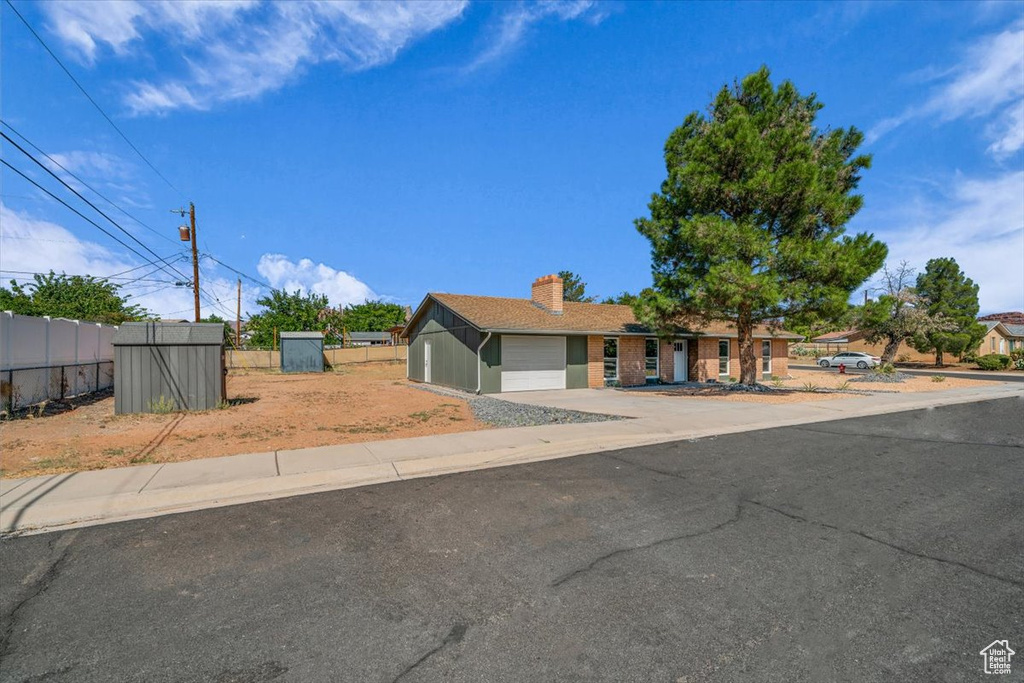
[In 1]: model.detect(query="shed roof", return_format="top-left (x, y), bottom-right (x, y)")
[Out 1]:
top-left (348, 331), bottom-right (390, 341)
top-left (409, 293), bottom-right (801, 339)
top-left (112, 322), bottom-right (224, 345)
top-left (1003, 323), bottom-right (1024, 337)
top-left (279, 331), bottom-right (325, 339)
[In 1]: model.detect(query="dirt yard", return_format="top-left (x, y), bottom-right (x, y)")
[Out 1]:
top-left (0, 362), bottom-right (485, 479)
top-left (648, 368), bottom-right (994, 404)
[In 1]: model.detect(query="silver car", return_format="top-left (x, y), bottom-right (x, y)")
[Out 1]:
top-left (817, 351), bottom-right (881, 369)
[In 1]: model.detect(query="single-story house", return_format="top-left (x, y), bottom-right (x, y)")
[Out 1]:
top-left (808, 329), bottom-right (935, 362)
top-left (346, 331), bottom-right (393, 347)
top-left (979, 320), bottom-right (1024, 355)
top-left (401, 274), bottom-right (800, 393)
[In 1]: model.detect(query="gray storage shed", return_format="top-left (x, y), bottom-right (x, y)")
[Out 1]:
top-left (112, 322), bottom-right (225, 414)
top-left (280, 331), bottom-right (325, 373)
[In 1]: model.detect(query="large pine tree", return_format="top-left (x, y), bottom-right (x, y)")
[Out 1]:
top-left (634, 67), bottom-right (887, 384)
top-left (911, 257), bottom-right (985, 365)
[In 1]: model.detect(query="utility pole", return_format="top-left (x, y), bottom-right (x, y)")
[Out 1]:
top-left (189, 203), bottom-right (200, 323)
top-left (173, 202), bottom-right (201, 322)
top-left (236, 278), bottom-right (241, 348)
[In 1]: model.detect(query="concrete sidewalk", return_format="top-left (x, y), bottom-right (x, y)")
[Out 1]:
top-left (2, 383), bottom-right (1020, 534)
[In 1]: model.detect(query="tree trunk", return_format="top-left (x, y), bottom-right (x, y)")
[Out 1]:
top-left (737, 311), bottom-right (758, 385)
top-left (881, 337), bottom-right (902, 364)
top-left (935, 349), bottom-right (944, 367)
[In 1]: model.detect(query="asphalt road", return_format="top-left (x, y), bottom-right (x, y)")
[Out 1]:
top-left (792, 363), bottom-right (1024, 383)
top-left (2, 398), bottom-right (1022, 683)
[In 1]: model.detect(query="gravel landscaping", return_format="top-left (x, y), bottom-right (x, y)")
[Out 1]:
top-left (850, 371), bottom-right (913, 383)
top-left (413, 384), bottom-right (626, 428)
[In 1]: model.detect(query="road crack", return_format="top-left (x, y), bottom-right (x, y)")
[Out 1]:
top-left (391, 622), bottom-right (468, 682)
top-left (0, 531), bottom-right (78, 660)
top-left (551, 503), bottom-right (744, 587)
top-left (746, 499), bottom-right (1023, 590)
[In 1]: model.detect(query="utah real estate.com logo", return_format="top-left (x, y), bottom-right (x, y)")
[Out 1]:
top-left (979, 640), bottom-right (1014, 675)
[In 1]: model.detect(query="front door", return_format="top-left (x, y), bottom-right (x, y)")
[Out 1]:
top-left (424, 340), bottom-right (432, 383)
top-left (673, 341), bottom-right (687, 382)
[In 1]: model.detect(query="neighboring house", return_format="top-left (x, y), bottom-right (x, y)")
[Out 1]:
top-left (402, 274), bottom-right (799, 394)
top-left (346, 331), bottom-right (392, 347)
top-left (978, 320), bottom-right (1024, 355)
top-left (809, 329), bottom-right (934, 362)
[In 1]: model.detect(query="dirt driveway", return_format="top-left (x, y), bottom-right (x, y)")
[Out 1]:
top-left (0, 362), bottom-right (484, 479)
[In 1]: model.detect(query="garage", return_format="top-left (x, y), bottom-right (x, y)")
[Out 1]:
top-left (500, 335), bottom-right (566, 392)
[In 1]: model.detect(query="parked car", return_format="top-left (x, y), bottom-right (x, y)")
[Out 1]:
top-left (817, 351), bottom-right (881, 369)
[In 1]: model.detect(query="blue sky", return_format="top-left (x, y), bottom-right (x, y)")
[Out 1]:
top-left (2, 0), bottom-right (1022, 319)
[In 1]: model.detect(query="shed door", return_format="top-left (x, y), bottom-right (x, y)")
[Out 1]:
top-left (500, 335), bottom-right (566, 392)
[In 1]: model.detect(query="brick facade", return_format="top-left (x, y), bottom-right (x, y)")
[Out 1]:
top-left (658, 340), bottom-right (674, 383)
top-left (617, 336), bottom-right (646, 387)
top-left (584, 335), bottom-right (790, 388)
top-left (771, 339), bottom-right (789, 377)
top-left (586, 335), bottom-right (604, 388)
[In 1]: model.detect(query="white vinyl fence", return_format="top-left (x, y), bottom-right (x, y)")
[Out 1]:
top-left (0, 311), bottom-right (116, 411)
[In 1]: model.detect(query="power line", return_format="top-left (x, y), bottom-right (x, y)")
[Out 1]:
top-left (0, 268), bottom-right (179, 285)
top-left (3, 0), bottom-right (185, 198)
top-left (1, 159), bottom-right (188, 279)
top-left (1, 132), bottom-right (191, 282)
top-left (0, 119), bottom-right (179, 245)
top-left (200, 253), bottom-right (269, 288)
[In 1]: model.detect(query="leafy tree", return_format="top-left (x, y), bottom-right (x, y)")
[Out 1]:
top-left (245, 289), bottom-right (338, 348)
top-left (601, 291), bottom-right (639, 306)
top-left (201, 315), bottom-right (235, 345)
top-left (857, 262), bottom-right (953, 363)
top-left (558, 271), bottom-right (596, 303)
top-left (0, 271), bottom-right (149, 324)
top-left (634, 67), bottom-right (887, 384)
top-left (338, 300), bottom-right (407, 332)
top-left (784, 303), bottom-right (858, 343)
top-left (910, 257), bottom-right (985, 365)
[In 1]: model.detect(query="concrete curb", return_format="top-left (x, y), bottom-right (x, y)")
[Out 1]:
top-left (2, 384), bottom-right (1020, 535)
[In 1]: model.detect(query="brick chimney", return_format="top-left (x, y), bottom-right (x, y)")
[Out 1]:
top-left (531, 274), bottom-right (563, 314)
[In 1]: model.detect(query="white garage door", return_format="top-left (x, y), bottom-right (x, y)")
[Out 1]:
top-left (500, 335), bottom-right (566, 392)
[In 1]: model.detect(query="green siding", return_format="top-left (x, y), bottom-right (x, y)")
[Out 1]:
top-left (565, 335), bottom-right (588, 389)
top-left (479, 334), bottom-right (501, 393)
top-left (407, 301), bottom-right (484, 393)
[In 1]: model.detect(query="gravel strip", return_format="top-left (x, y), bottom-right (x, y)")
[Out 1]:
top-left (412, 384), bottom-right (627, 428)
top-left (850, 371), bottom-right (913, 384)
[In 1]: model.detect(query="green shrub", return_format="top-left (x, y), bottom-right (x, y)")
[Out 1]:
top-left (801, 381), bottom-right (818, 392)
top-left (930, 375), bottom-right (946, 383)
top-left (1015, 358), bottom-right (1024, 371)
top-left (148, 395), bottom-right (177, 414)
top-left (877, 362), bottom-right (896, 375)
top-left (836, 380), bottom-right (851, 391)
top-left (961, 351), bottom-right (979, 363)
top-left (976, 354), bottom-right (1011, 371)
top-left (770, 375), bottom-right (784, 388)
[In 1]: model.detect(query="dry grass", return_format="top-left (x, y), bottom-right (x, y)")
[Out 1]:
top-left (0, 362), bottom-right (486, 479)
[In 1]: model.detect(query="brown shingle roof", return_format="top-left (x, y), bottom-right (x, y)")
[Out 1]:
top-left (421, 293), bottom-right (800, 339)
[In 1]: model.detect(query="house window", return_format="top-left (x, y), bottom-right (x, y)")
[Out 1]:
top-left (604, 337), bottom-right (618, 380)
top-left (762, 340), bottom-right (772, 375)
top-left (718, 340), bottom-right (730, 376)
top-left (645, 338), bottom-right (659, 378)
top-left (992, 337), bottom-right (996, 351)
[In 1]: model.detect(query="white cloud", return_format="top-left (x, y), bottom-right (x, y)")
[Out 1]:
top-left (0, 203), bottom-right (262, 320)
top-left (43, 0), bottom-right (468, 114)
top-left (256, 253), bottom-right (376, 309)
top-left (464, 0), bottom-right (605, 72)
top-left (872, 171), bottom-right (1024, 313)
top-left (868, 22), bottom-right (1024, 158)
